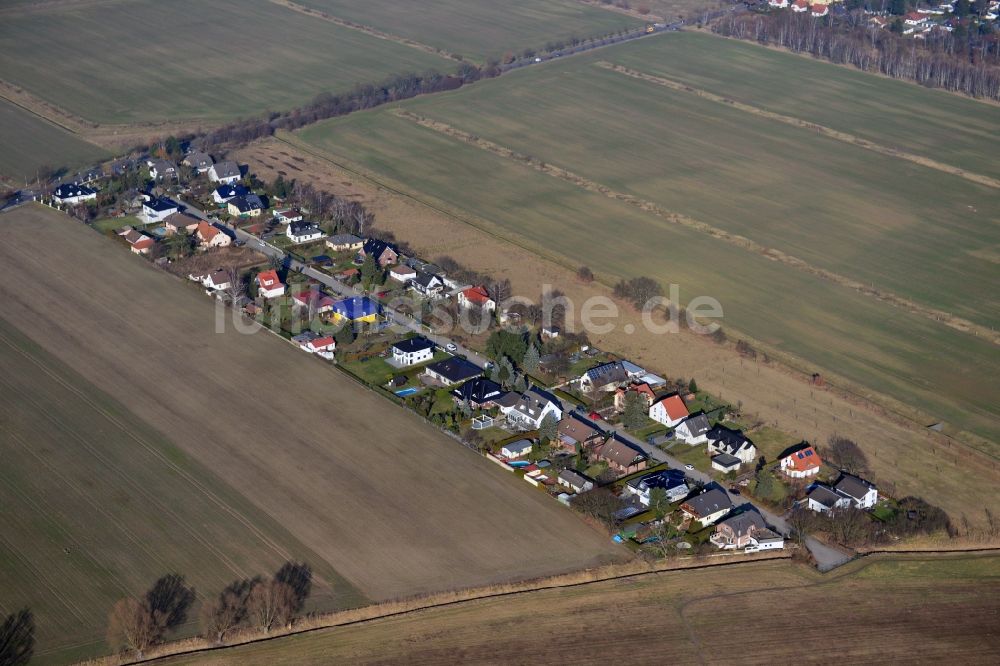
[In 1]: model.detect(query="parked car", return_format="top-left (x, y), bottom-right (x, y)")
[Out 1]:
top-left (685, 464), bottom-right (694, 471)
top-left (445, 343), bottom-right (458, 352)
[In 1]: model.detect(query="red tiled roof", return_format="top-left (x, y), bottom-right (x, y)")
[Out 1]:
top-left (132, 237), bottom-right (154, 250)
top-left (462, 285), bottom-right (492, 304)
top-left (654, 394), bottom-right (689, 421)
top-left (197, 220), bottom-right (219, 241)
top-left (257, 269), bottom-right (282, 289)
top-left (310, 336), bottom-right (335, 349)
top-left (782, 445), bottom-right (822, 472)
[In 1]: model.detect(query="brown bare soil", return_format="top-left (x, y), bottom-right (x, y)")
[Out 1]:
top-left (0, 205), bottom-right (625, 604)
top-left (236, 136), bottom-right (1000, 527)
top-left (155, 552), bottom-right (1000, 665)
top-left (165, 247), bottom-right (268, 278)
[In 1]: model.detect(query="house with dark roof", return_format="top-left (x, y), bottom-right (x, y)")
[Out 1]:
top-left (212, 184), bottom-right (249, 204)
top-left (391, 337), bottom-right (435, 366)
top-left (502, 386), bottom-right (563, 431)
top-left (147, 159), bottom-right (177, 180)
top-left (183, 151), bottom-right (213, 173)
top-left (141, 196), bottom-right (179, 223)
top-left (360, 238), bottom-right (398, 268)
top-left (625, 469), bottom-right (689, 506)
top-left (805, 484), bottom-right (850, 513)
top-left (208, 160), bottom-right (241, 184)
top-left (558, 470), bottom-right (595, 494)
top-left (675, 412), bottom-right (711, 445)
top-left (711, 453), bottom-right (743, 474)
top-left (834, 474), bottom-right (878, 509)
top-left (451, 377), bottom-right (503, 409)
top-left (706, 425), bottom-right (756, 465)
top-left (579, 361), bottom-right (632, 392)
top-left (557, 414), bottom-right (604, 451)
top-left (680, 488), bottom-right (733, 527)
top-left (286, 221), bottom-right (324, 244)
top-left (591, 436), bottom-right (647, 476)
top-left (409, 271), bottom-right (445, 297)
top-left (711, 509), bottom-right (784, 551)
top-left (326, 234), bottom-right (364, 252)
top-left (227, 193), bottom-right (265, 217)
top-left (423, 357), bottom-right (482, 387)
top-left (163, 212), bottom-right (201, 235)
top-left (53, 183), bottom-right (97, 205)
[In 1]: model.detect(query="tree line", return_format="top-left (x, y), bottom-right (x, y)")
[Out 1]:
top-left (713, 11), bottom-right (1000, 100)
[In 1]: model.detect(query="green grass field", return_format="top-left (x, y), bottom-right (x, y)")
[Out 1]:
top-left (294, 33), bottom-right (1000, 443)
top-left (0, 99), bottom-right (107, 182)
top-left (0, 0), bottom-right (451, 124)
top-left (0, 317), bottom-right (364, 665)
top-left (295, 0), bottom-right (639, 62)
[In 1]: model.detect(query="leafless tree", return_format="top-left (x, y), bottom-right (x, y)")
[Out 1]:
top-left (201, 579), bottom-right (256, 644)
top-left (826, 436), bottom-right (869, 475)
top-left (247, 579), bottom-right (296, 632)
top-left (108, 598), bottom-right (157, 658)
top-left (226, 267), bottom-right (246, 304)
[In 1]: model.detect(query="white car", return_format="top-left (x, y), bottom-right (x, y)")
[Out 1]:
top-left (445, 343), bottom-right (458, 352)
top-left (684, 464), bottom-right (694, 471)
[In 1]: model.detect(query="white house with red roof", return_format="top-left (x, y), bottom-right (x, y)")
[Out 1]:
top-left (291, 289), bottom-right (336, 314)
top-left (122, 229), bottom-right (155, 255)
top-left (458, 285), bottom-right (496, 312)
top-left (904, 11), bottom-right (929, 25)
top-left (304, 336), bottom-right (336, 360)
top-left (614, 382), bottom-right (656, 413)
top-left (255, 269), bottom-right (285, 299)
top-left (779, 443), bottom-right (822, 478)
top-left (196, 221), bottom-right (231, 249)
top-left (810, 3), bottom-right (828, 16)
top-left (648, 393), bottom-right (689, 428)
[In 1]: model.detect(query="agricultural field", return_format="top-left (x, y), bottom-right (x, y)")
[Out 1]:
top-left (0, 98), bottom-right (107, 183)
top-left (0, 0), bottom-right (451, 124)
top-left (293, 32), bottom-right (1000, 444)
top-left (162, 553), bottom-right (1000, 664)
top-left (294, 0), bottom-right (638, 62)
top-left (0, 318), bottom-right (365, 665)
top-left (0, 205), bottom-right (624, 663)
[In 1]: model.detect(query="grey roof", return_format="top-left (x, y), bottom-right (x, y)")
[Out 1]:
top-left (628, 469), bottom-right (687, 493)
top-left (683, 488), bottom-right (733, 519)
top-left (597, 437), bottom-right (646, 468)
top-left (184, 152), bottom-right (213, 168)
top-left (230, 194), bottom-right (263, 212)
top-left (451, 377), bottom-right (502, 404)
top-left (582, 361), bottom-right (630, 386)
top-left (558, 469), bottom-right (593, 488)
top-left (807, 484), bottom-right (844, 508)
top-left (53, 183), bottom-right (96, 198)
top-left (495, 391), bottom-right (520, 409)
top-left (718, 510), bottom-right (766, 536)
top-left (711, 453), bottom-right (742, 468)
top-left (707, 425), bottom-right (754, 457)
top-left (425, 357), bottom-right (482, 383)
top-left (211, 160), bottom-right (240, 179)
top-left (835, 474), bottom-right (875, 500)
top-left (327, 233), bottom-right (363, 246)
top-left (289, 220), bottom-right (320, 234)
top-left (511, 386), bottom-right (562, 419)
top-left (362, 238), bottom-right (396, 259)
top-left (680, 412), bottom-right (711, 436)
top-left (503, 439), bottom-right (533, 453)
top-left (413, 272), bottom-right (442, 289)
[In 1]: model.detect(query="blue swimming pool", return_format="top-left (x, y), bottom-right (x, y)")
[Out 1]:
top-left (508, 461), bottom-right (531, 468)
top-left (395, 387), bottom-right (419, 396)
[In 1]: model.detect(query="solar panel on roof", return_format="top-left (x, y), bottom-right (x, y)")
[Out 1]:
top-left (797, 452), bottom-right (804, 458)
top-left (805, 450), bottom-right (813, 457)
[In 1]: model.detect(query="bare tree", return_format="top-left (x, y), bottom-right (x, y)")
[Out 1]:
top-left (226, 267), bottom-right (246, 304)
top-left (247, 579), bottom-right (296, 632)
top-left (826, 436), bottom-right (869, 475)
top-left (273, 562), bottom-right (312, 614)
top-left (490, 278), bottom-right (512, 307)
top-left (108, 598), bottom-right (157, 658)
top-left (201, 579), bottom-right (256, 644)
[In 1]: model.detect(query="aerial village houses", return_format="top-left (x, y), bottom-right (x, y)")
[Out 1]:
top-left (122, 229), bottom-right (154, 255)
top-left (711, 511), bottom-right (784, 552)
top-left (579, 361), bottom-right (632, 393)
top-left (458, 286), bottom-right (496, 312)
top-left (779, 443), bottom-right (822, 479)
top-left (391, 337), bottom-right (435, 366)
top-left (389, 264), bottom-right (418, 283)
top-left (674, 412), bottom-right (711, 445)
top-left (212, 184), bottom-right (248, 204)
top-left (291, 288), bottom-right (337, 314)
top-left (706, 425), bottom-right (757, 465)
top-left (183, 152), bottom-right (213, 173)
top-left (227, 193), bottom-right (265, 217)
top-left (326, 234), bottom-right (364, 252)
top-left (500, 439), bottom-right (533, 460)
top-left (624, 469), bottom-right (689, 506)
top-left (194, 269), bottom-right (231, 292)
top-left (649, 393), bottom-right (689, 428)
top-left (304, 336), bottom-right (336, 360)
top-left (558, 470), bottom-right (595, 494)
top-left (196, 221), bottom-right (231, 248)
top-left (330, 296), bottom-right (380, 323)
top-left (208, 160), bottom-right (241, 185)
top-left (680, 487), bottom-right (733, 527)
top-left (255, 269), bottom-right (285, 299)
top-left (360, 238), bottom-right (398, 268)
top-left (557, 414), bottom-right (605, 452)
top-left (163, 213), bottom-right (201, 235)
top-left (147, 159), bottom-right (177, 180)
top-left (410, 272), bottom-right (445, 297)
top-left (614, 383), bottom-right (656, 413)
top-left (806, 474), bottom-right (878, 513)
top-left (53, 183), bottom-right (97, 205)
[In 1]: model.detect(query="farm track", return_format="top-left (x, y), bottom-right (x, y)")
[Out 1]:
top-left (391, 108), bottom-right (1000, 347)
top-left (118, 549), bottom-right (1000, 665)
top-left (267, 0), bottom-right (465, 62)
top-left (596, 61), bottom-right (1000, 190)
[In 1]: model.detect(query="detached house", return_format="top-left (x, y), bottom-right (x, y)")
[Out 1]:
top-left (579, 361), bottom-right (632, 393)
top-left (501, 439), bottom-right (533, 459)
top-left (286, 221), bottom-right (324, 244)
top-left (163, 213), bottom-right (201, 235)
top-left (53, 183), bottom-right (97, 205)
top-left (625, 469), bottom-right (689, 506)
top-left (423, 357), bottom-right (482, 387)
top-left (451, 377), bottom-right (503, 409)
top-left (326, 234), bottom-right (364, 252)
top-left (388, 264), bottom-right (418, 283)
top-left (805, 484), bottom-right (851, 514)
top-left (614, 382), bottom-right (656, 413)
top-left (274, 208), bottom-right (303, 224)
top-left (330, 296), bottom-right (380, 323)
top-left (212, 184), bottom-right (248, 204)
top-left (255, 269), bottom-right (285, 298)
top-left (183, 151), bottom-right (213, 173)
top-left (122, 229), bottom-right (155, 255)
top-left (227, 194), bottom-right (264, 217)
top-left (591, 436), bottom-right (647, 475)
top-left (558, 470), bottom-right (595, 494)
top-left (502, 386), bottom-right (563, 431)
top-left (706, 425), bottom-right (757, 465)
top-left (711, 511), bottom-right (784, 551)
top-left (675, 413), bottom-right (711, 445)
top-left (141, 197), bottom-right (179, 224)
top-left (304, 336), bottom-right (336, 360)
top-left (201, 269), bottom-right (231, 292)
top-left (147, 159), bottom-right (177, 180)
top-left (391, 337), bottom-right (435, 366)
top-left (834, 474), bottom-right (878, 509)
top-left (557, 415), bottom-right (605, 452)
top-left (680, 488), bottom-right (733, 527)
top-left (208, 160), bottom-right (241, 184)
top-left (458, 286), bottom-right (496, 312)
top-left (779, 443), bottom-right (822, 479)
top-left (360, 238), bottom-right (398, 268)
top-left (410, 272), bottom-right (445, 297)
top-left (196, 221), bottom-right (231, 248)
top-left (649, 393), bottom-right (689, 428)
top-left (810, 3), bottom-right (828, 16)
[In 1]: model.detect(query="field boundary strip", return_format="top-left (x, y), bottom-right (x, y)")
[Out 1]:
top-left (105, 549), bottom-right (1000, 665)
top-left (267, 0), bottom-right (465, 62)
top-left (594, 61), bottom-right (1000, 191)
top-left (390, 108), bottom-right (1000, 347)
